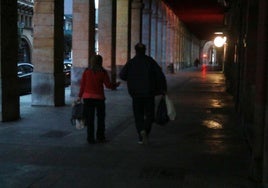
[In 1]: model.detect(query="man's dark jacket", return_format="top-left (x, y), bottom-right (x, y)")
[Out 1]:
top-left (119, 54), bottom-right (167, 97)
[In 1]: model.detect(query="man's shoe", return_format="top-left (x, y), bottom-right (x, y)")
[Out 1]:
top-left (138, 140), bottom-right (143, 144)
top-left (140, 130), bottom-right (148, 145)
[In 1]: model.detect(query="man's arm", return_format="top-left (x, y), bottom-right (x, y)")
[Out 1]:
top-left (151, 59), bottom-right (167, 94)
top-left (156, 64), bottom-right (167, 93)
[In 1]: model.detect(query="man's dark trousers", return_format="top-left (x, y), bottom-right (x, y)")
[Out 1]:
top-left (132, 96), bottom-right (155, 140)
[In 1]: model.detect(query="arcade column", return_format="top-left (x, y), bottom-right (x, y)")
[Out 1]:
top-left (98, 0), bottom-right (117, 83)
top-left (0, 0), bottom-right (20, 121)
top-left (130, 0), bottom-right (143, 57)
top-left (71, 0), bottom-right (95, 97)
top-left (116, 0), bottom-right (130, 65)
top-left (32, 0), bottom-right (65, 106)
top-left (141, 0), bottom-right (152, 55)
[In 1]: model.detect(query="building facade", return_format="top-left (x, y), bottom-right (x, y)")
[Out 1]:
top-left (17, 0), bottom-right (34, 63)
top-left (18, 0), bottom-right (74, 62)
top-left (64, 14), bottom-right (73, 59)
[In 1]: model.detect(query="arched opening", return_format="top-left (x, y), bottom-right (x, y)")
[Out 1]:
top-left (201, 40), bottom-right (224, 71)
top-left (18, 38), bottom-right (31, 63)
top-left (202, 41), bottom-right (214, 65)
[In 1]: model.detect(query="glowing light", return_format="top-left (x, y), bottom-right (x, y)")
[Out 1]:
top-left (202, 64), bottom-right (207, 78)
top-left (210, 99), bottom-right (222, 108)
top-left (214, 36), bottom-right (227, 47)
top-left (203, 120), bottom-right (223, 129)
top-left (214, 32), bottom-right (223, 35)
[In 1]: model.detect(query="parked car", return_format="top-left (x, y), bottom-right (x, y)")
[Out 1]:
top-left (64, 60), bottom-right (72, 86)
top-left (18, 62), bottom-right (33, 95)
top-left (18, 61), bottom-right (72, 95)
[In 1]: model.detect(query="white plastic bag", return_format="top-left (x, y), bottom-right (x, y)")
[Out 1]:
top-left (165, 95), bottom-right (176, 120)
top-left (75, 119), bottom-right (85, 130)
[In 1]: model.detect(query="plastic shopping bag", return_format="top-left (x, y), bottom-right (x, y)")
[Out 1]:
top-left (165, 95), bottom-right (176, 120)
top-left (155, 95), bottom-right (170, 125)
top-left (71, 100), bottom-right (85, 129)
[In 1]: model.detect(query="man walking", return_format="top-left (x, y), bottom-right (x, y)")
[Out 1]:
top-left (119, 43), bottom-right (167, 144)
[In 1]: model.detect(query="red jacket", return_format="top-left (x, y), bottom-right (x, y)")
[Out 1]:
top-left (78, 68), bottom-right (115, 100)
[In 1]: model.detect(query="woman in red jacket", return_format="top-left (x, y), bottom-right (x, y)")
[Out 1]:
top-left (78, 54), bottom-right (120, 144)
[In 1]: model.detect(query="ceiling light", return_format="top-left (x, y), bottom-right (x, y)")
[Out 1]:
top-left (214, 32), bottom-right (223, 35)
top-left (214, 36), bottom-right (226, 47)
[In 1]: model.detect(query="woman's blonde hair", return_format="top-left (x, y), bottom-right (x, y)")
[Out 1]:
top-left (90, 54), bottom-right (103, 72)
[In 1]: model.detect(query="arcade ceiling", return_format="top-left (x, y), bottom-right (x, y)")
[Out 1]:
top-left (163, 0), bottom-right (230, 40)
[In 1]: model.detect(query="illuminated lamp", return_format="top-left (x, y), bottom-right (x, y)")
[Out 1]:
top-left (214, 36), bottom-right (227, 47)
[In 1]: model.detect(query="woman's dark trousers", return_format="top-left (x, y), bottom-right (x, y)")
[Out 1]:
top-left (83, 98), bottom-right (106, 142)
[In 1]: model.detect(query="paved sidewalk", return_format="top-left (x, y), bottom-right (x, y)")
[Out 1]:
top-left (0, 68), bottom-right (259, 188)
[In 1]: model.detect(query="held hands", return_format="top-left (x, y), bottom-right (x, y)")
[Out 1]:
top-left (115, 81), bottom-right (121, 87)
top-left (112, 81), bottom-right (121, 90)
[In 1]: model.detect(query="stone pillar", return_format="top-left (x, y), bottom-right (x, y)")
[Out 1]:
top-left (178, 24), bottom-right (183, 68)
top-left (32, 0), bottom-right (65, 106)
top-left (141, 0), bottom-right (152, 55)
top-left (98, 0), bottom-right (113, 69)
top-left (98, 0), bottom-right (117, 83)
top-left (166, 10), bottom-right (172, 67)
top-left (130, 0), bottom-right (143, 57)
top-left (161, 4), bottom-right (167, 72)
top-left (116, 0), bottom-right (130, 65)
top-left (174, 17), bottom-right (180, 72)
top-left (156, 4), bottom-right (163, 67)
top-left (0, 0), bottom-right (20, 121)
top-left (170, 15), bottom-right (176, 66)
top-left (255, 0), bottom-right (268, 185)
top-left (241, 0), bottom-right (259, 152)
top-left (71, 0), bottom-right (95, 97)
top-left (150, 0), bottom-right (159, 60)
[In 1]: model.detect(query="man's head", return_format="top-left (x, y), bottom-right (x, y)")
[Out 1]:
top-left (135, 43), bottom-right (146, 55)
